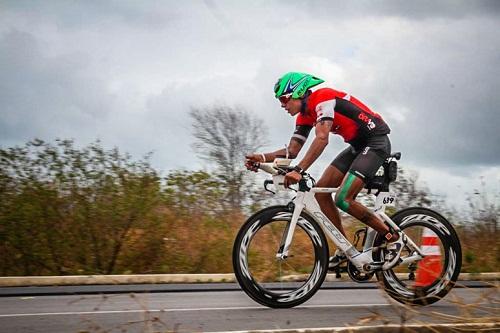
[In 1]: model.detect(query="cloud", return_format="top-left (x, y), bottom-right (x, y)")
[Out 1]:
top-left (0, 30), bottom-right (116, 146)
top-left (1, 1), bottom-right (182, 30)
top-left (299, 0), bottom-right (500, 20)
top-left (345, 15), bottom-right (500, 167)
top-left (0, 1), bottom-right (499, 205)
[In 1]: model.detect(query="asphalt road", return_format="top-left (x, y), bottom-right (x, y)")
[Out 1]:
top-left (0, 286), bottom-right (497, 333)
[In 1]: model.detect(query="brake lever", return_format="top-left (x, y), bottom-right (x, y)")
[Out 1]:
top-left (263, 178), bottom-right (295, 193)
top-left (264, 180), bottom-right (275, 194)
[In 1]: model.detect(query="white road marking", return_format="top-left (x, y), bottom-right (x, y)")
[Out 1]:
top-left (210, 323), bottom-right (500, 333)
top-left (0, 303), bottom-right (389, 318)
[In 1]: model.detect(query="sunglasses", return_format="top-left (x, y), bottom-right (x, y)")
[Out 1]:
top-left (278, 93), bottom-right (293, 104)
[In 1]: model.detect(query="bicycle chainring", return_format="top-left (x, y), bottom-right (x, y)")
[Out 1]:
top-left (347, 261), bottom-right (374, 283)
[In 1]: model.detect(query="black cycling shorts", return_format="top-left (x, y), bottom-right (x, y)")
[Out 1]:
top-left (331, 135), bottom-right (391, 181)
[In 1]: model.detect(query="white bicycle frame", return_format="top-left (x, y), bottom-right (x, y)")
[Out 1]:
top-left (259, 160), bottom-right (425, 272)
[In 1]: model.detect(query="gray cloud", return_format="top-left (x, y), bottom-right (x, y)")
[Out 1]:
top-left (0, 1), bottom-right (498, 203)
top-left (1, 1), bottom-right (181, 30)
top-left (350, 16), bottom-right (500, 167)
top-left (0, 30), bottom-right (117, 146)
top-left (299, 0), bottom-right (500, 20)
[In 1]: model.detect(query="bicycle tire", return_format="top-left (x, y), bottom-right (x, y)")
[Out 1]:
top-left (232, 205), bottom-right (329, 308)
top-left (374, 207), bottom-right (462, 305)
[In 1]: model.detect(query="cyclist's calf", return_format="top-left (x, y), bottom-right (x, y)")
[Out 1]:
top-left (334, 182), bottom-right (390, 234)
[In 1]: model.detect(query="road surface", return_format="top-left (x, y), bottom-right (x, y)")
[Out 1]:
top-left (0, 284), bottom-right (497, 332)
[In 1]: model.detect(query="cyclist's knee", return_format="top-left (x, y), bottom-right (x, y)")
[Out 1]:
top-left (335, 172), bottom-right (364, 212)
top-left (334, 191), bottom-right (352, 212)
top-left (335, 173), bottom-right (359, 212)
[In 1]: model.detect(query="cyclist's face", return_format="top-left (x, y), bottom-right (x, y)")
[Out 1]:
top-left (280, 97), bottom-right (302, 116)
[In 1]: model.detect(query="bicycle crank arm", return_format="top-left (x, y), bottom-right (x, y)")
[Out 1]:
top-left (362, 261), bottom-right (384, 272)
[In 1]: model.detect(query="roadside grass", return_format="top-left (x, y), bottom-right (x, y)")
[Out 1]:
top-left (353, 281), bottom-right (499, 332)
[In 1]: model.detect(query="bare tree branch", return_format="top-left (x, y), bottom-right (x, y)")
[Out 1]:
top-left (190, 105), bottom-right (268, 208)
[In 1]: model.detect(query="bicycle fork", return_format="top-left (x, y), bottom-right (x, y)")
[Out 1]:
top-left (276, 195), bottom-right (305, 260)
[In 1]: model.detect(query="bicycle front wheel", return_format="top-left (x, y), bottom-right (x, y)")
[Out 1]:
top-left (232, 205), bottom-right (329, 308)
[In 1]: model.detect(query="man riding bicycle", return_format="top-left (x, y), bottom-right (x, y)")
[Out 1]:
top-left (245, 71), bottom-right (405, 269)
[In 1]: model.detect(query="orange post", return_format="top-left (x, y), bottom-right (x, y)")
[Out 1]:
top-left (415, 229), bottom-right (442, 287)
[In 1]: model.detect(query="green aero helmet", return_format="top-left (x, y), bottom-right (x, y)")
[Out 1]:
top-left (274, 72), bottom-right (325, 99)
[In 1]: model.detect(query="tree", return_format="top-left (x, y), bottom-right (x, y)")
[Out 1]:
top-left (160, 169), bottom-right (242, 273)
top-left (390, 167), bottom-right (433, 209)
top-left (164, 170), bottom-right (227, 216)
top-left (0, 139), bottom-right (163, 275)
top-left (190, 105), bottom-right (268, 209)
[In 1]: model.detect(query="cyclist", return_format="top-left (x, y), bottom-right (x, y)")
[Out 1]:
top-left (245, 71), bottom-right (405, 269)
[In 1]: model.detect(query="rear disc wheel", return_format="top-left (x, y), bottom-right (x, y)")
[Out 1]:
top-left (375, 208), bottom-right (462, 305)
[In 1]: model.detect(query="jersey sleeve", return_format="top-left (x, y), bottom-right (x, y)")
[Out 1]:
top-left (295, 110), bottom-right (316, 127)
top-left (315, 99), bottom-right (336, 122)
top-left (292, 125), bottom-right (313, 144)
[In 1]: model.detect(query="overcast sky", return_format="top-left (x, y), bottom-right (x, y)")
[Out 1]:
top-left (1, 1), bottom-right (499, 207)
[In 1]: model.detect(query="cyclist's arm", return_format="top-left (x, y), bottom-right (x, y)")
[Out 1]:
top-left (248, 125), bottom-right (312, 162)
top-left (295, 119), bottom-right (332, 171)
top-left (266, 137), bottom-right (302, 160)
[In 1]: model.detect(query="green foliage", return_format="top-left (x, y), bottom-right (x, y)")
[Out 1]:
top-left (464, 251), bottom-right (475, 264)
top-left (0, 139), bottom-right (497, 275)
top-left (0, 139), bottom-right (163, 275)
top-left (0, 140), bottom-right (243, 275)
top-left (164, 170), bottom-right (227, 215)
top-left (454, 184), bottom-right (499, 273)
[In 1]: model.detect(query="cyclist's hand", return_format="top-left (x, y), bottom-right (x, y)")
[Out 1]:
top-left (284, 170), bottom-right (302, 188)
top-left (245, 153), bottom-right (263, 172)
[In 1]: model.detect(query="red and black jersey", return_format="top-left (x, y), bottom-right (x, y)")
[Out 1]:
top-left (294, 88), bottom-right (390, 148)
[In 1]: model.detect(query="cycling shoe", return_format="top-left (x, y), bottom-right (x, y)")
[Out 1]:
top-left (382, 235), bottom-right (406, 270)
top-left (328, 249), bottom-right (347, 270)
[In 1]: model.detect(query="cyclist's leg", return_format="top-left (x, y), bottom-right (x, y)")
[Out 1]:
top-left (315, 147), bottom-right (355, 237)
top-left (315, 165), bottom-right (345, 236)
top-left (335, 170), bottom-right (391, 234)
top-left (334, 136), bottom-right (397, 240)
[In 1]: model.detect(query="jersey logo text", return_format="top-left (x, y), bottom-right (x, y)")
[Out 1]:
top-left (358, 113), bottom-right (376, 130)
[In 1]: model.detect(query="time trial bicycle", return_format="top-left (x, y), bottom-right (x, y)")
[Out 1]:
top-left (232, 153), bottom-right (462, 308)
